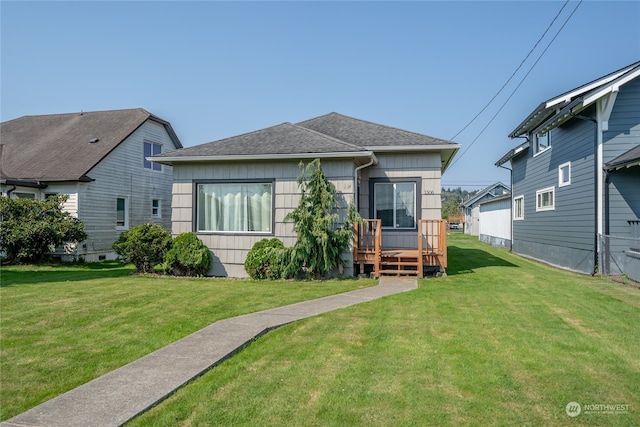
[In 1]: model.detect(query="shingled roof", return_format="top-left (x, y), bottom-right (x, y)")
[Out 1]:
top-left (155, 122), bottom-right (367, 158)
top-left (0, 108), bottom-right (182, 183)
top-left (297, 112), bottom-right (456, 149)
top-left (606, 144), bottom-right (640, 170)
top-left (153, 112), bottom-right (459, 170)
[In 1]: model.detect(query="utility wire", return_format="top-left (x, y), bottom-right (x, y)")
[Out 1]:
top-left (449, 0), bottom-right (583, 169)
top-left (449, 0), bottom-right (571, 142)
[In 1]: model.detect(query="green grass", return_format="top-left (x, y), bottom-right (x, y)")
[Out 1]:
top-left (0, 262), bottom-right (375, 420)
top-left (126, 234), bottom-right (640, 426)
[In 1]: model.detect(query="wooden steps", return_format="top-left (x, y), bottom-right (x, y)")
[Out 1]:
top-left (354, 219), bottom-right (447, 279)
top-left (380, 251), bottom-right (420, 277)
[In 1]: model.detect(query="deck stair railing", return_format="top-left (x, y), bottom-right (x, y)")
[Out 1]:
top-left (354, 219), bottom-right (447, 278)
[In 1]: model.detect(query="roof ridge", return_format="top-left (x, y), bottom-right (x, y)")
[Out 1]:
top-left (3, 108), bottom-right (149, 123)
top-left (301, 112), bottom-right (455, 144)
top-left (291, 121), bottom-right (367, 152)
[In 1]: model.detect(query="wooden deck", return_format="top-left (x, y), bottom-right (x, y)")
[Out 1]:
top-left (354, 219), bottom-right (447, 278)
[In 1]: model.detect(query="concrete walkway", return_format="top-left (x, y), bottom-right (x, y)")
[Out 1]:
top-left (2, 277), bottom-right (417, 427)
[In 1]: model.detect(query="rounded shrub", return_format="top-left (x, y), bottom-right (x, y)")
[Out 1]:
top-left (244, 238), bottom-right (287, 280)
top-left (164, 232), bottom-right (212, 277)
top-left (112, 223), bottom-right (172, 274)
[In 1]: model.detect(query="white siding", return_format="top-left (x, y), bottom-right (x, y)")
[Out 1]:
top-left (74, 120), bottom-right (177, 261)
top-left (479, 198), bottom-right (511, 248)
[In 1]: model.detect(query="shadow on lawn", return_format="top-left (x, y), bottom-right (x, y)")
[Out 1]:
top-left (446, 245), bottom-right (518, 275)
top-left (0, 261), bottom-right (134, 287)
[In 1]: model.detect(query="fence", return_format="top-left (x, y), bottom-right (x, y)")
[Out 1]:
top-left (598, 233), bottom-right (640, 281)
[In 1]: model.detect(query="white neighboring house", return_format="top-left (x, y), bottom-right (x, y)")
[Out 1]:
top-left (460, 182), bottom-right (510, 236)
top-left (0, 108), bottom-right (182, 261)
top-left (478, 194), bottom-right (512, 248)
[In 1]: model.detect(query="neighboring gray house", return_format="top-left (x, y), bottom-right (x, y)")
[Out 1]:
top-left (478, 194), bottom-right (512, 249)
top-left (497, 61), bottom-right (640, 276)
top-left (460, 182), bottom-right (510, 236)
top-left (151, 112), bottom-right (459, 277)
top-left (0, 108), bottom-right (182, 261)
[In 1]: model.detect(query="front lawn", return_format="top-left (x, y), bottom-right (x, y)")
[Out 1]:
top-left (128, 234), bottom-right (640, 426)
top-left (0, 263), bottom-right (374, 421)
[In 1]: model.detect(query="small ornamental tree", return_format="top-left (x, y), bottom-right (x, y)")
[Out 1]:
top-left (284, 159), bottom-right (361, 279)
top-left (163, 232), bottom-right (212, 276)
top-left (0, 195), bottom-right (87, 263)
top-left (112, 223), bottom-right (172, 274)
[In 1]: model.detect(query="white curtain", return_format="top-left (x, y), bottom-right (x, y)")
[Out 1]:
top-left (198, 183), bottom-right (271, 232)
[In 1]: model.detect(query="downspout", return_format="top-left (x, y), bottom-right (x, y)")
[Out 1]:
top-left (353, 154), bottom-right (377, 212)
top-left (497, 163), bottom-right (513, 251)
top-left (499, 135), bottom-right (527, 252)
top-left (570, 113), bottom-right (599, 276)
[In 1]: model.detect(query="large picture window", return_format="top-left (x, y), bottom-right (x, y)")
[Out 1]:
top-left (197, 182), bottom-right (272, 233)
top-left (374, 182), bottom-right (416, 229)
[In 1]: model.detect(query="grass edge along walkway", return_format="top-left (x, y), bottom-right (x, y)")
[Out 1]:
top-left (0, 277), bottom-right (417, 427)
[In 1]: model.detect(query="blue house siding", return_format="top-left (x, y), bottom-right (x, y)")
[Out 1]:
top-left (602, 78), bottom-right (640, 274)
top-left (503, 62), bottom-right (640, 277)
top-left (511, 118), bottom-right (597, 274)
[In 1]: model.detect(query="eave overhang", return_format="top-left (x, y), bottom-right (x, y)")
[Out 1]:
top-left (149, 150), bottom-right (377, 166)
top-left (496, 141), bottom-right (530, 167)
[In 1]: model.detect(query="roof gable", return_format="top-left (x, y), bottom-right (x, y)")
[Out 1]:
top-left (509, 61), bottom-right (640, 138)
top-left (0, 108), bottom-right (181, 182)
top-left (461, 182), bottom-right (510, 208)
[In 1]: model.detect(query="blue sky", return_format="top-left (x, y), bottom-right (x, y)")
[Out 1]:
top-left (2, 1), bottom-right (639, 190)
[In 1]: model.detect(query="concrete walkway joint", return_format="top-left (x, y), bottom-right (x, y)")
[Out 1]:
top-left (1, 277), bottom-right (417, 427)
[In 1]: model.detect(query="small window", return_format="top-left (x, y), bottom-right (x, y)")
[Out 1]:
top-left (559, 162), bottom-right (571, 187)
top-left (536, 187), bottom-right (555, 211)
top-left (116, 197), bottom-right (129, 229)
top-left (513, 196), bottom-right (524, 220)
top-left (374, 182), bottom-right (416, 229)
top-left (534, 132), bottom-right (551, 155)
top-left (144, 141), bottom-right (162, 171)
top-left (152, 199), bottom-right (161, 218)
top-left (14, 192), bottom-right (36, 199)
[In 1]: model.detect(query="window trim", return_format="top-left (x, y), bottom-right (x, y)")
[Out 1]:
top-left (371, 179), bottom-right (419, 230)
top-left (558, 161), bottom-right (571, 187)
top-left (513, 195), bottom-right (524, 220)
top-left (116, 196), bottom-right (129, 230)
top-left (533, 131), bottom-right (551, 156)
top-left (144, 141), bottom-right (162, 171)
top-left (195, 180), bottom-right (274, 234)
top-left (536, 187), bottom-right (555, 212)
top-left (151, 199), bottom-right (161, 218)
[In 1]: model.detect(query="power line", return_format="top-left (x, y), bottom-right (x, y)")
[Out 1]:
top-left (449, 0), bottom-right (571, 142)
top-left (449, 0), bottom-right (583, 170)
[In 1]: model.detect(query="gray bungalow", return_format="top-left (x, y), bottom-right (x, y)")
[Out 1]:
top-left (497, 61), bottom-right (640, 276)
top-left (0, 108), bottom-right (182, 261)
top-left (152, 112), bottom-right (459, 277)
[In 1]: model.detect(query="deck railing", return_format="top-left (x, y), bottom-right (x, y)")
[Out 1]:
top-left (354, 219), bottom-right (447, 277)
